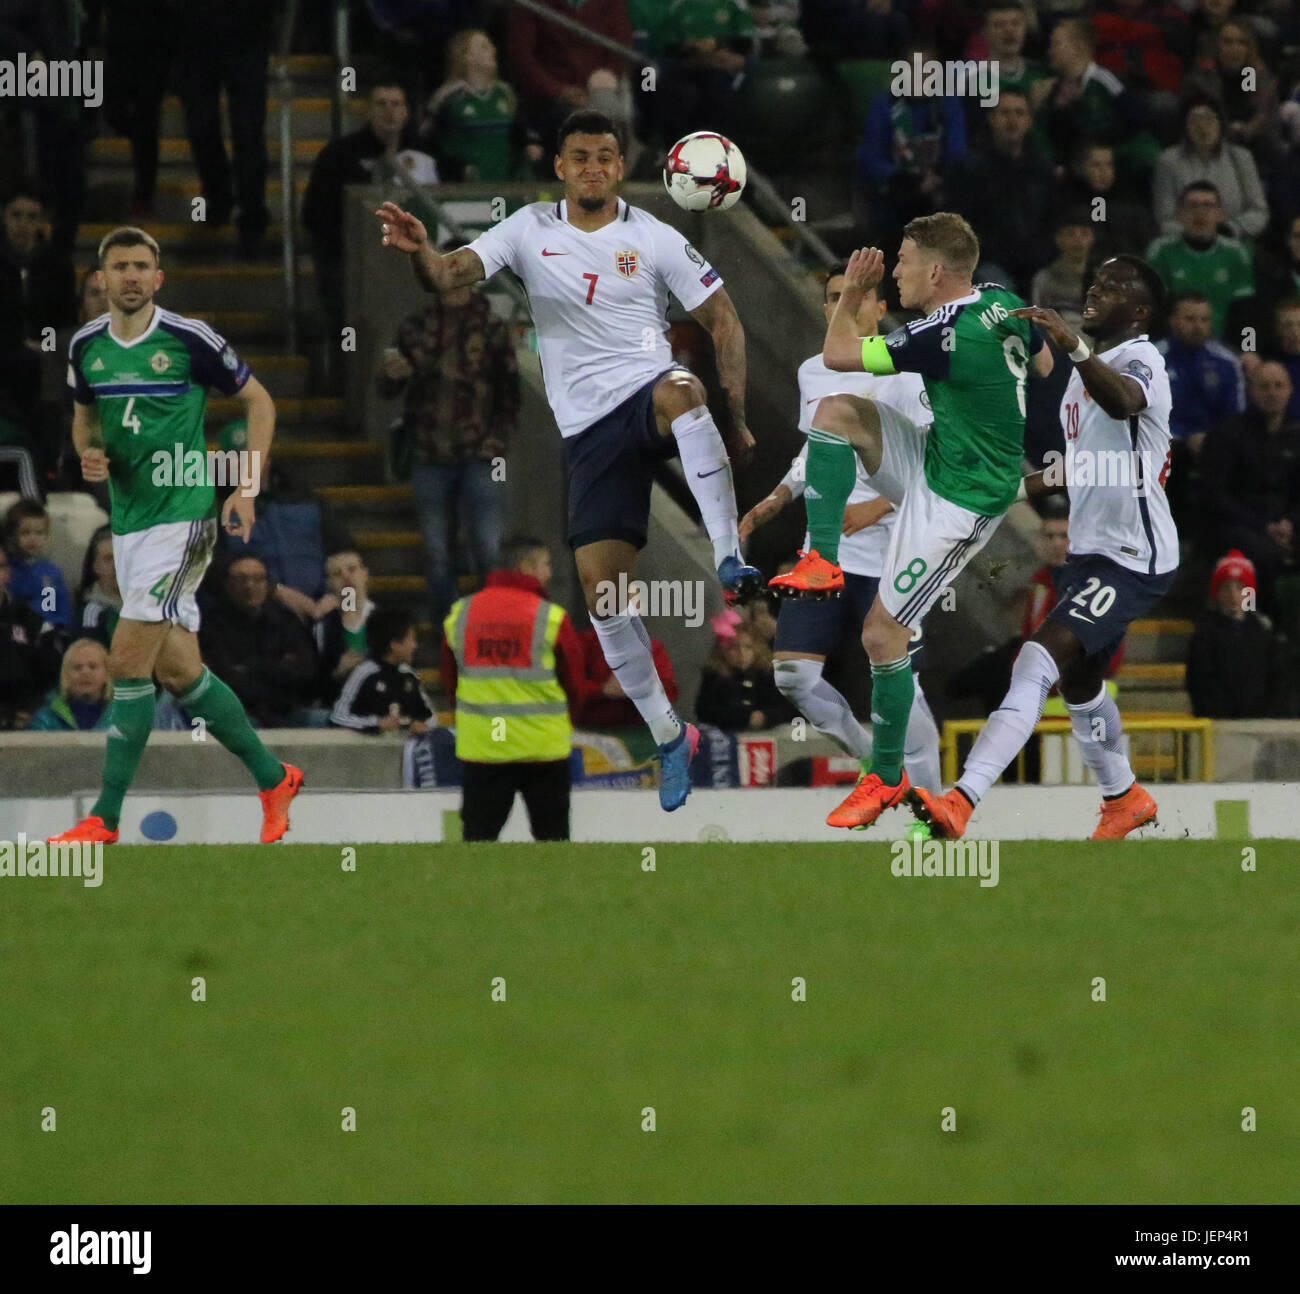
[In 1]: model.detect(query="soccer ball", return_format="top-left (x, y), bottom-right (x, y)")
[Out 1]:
top-left (663, 132), bottom-right (747, 212)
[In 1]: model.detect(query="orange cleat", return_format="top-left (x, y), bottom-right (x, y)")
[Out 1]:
top-left (259, 763), bottom-right (304, 843)
top-left (907, 787), bottom-right (973, 840)
top-left (827, 769), bottom-right (910, 828)
top-left (1090, 783), bottom-right (1157, 839)
top-left (769, 549), bottom-right (844, 600)
top-left (48, 815), bottom-right (119, 845)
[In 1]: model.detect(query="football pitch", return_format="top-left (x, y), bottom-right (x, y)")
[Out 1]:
top-left (2, 840), bottom-right (1295, 1204)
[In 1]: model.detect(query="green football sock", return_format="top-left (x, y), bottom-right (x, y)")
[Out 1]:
top-left (92, 678), bottom-right (156, 830)
top-left (868, 656), bottom-right (914, 787)
top-left (804, 430), bottom-right (858, 564)
top-left (177, 668), bottom-right (284, 791)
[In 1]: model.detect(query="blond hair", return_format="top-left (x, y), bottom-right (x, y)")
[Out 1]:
top-left (59, 638), bottom-right (112, 703)
top-left (902, 212), bottom-right (981, 278)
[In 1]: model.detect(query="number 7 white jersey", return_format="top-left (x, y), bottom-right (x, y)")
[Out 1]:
top-left (1059, 334), bottom-right (1178, 576)
top-left (467, 197), bottom-right (724, 438)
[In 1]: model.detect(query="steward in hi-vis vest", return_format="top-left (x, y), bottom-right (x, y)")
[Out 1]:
top-left (440, 539), bottom-right (587, 841)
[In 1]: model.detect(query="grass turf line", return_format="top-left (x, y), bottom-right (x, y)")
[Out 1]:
top-left (1, 841), bottom-right (1295, 1204)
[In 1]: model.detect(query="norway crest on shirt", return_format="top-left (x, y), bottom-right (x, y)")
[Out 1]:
top-left (614, 249), bottom-right (639, 278)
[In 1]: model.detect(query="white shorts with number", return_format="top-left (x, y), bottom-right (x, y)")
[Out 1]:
top-left (871, 403), bottom-right (1004, 628)
top-left (113, 518), bottom-right (217, 633)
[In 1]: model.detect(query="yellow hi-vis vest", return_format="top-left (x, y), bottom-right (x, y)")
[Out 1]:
top-left (444, 586), bottom-right (572, 763)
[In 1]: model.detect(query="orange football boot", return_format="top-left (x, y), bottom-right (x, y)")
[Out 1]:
top-left (827, 769), bottom-right (910, 828)
top-left (259, 763), bottom-right (304, 842)
top-left (1090, 783), bottom-right (1157, 839)
top-left (48, 816), bottom-right (119, 845)
top-left (769, 549), bottom-right (844, 599)
top-left (907, 787), bottom-right (974, 840)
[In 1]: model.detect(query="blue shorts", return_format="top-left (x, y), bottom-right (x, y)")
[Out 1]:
top-left (1045, 553), bottom-right (1176, 668)
top-left (774, 571), bottom-right (925, 665)
top-left (564, 370), bottom-right (677, 550)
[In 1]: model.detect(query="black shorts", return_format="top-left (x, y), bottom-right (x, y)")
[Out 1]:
top-left (564, 370), bottom-right (678, 551)
top-left (1045, 553), bottom-right (1176, 668)
top-left (774, 571), bottom-right (925, 665)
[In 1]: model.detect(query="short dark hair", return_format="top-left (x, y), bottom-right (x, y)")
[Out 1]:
top-left (1106, 253), bottom-right (1166, 324)
top-left (1053, 206), bottom-right (1094, 233)
top-left (1274, 296), bottom-right (1300, 316)
top-left (1179, 180), bottom-right (1221, 203)
top-left (556, 109), bottom-right (623, 155)
top-left (368, 606), bottom-right (414, 659)
top-left (4, 498), bottom-right (49, 547)
top-left (79, 523), bottom-right (114, 597)
top-left (1168, 289), bottom-right (1210, 311)
top-left (98, 225), bottom-right (161, 266)
top-left (499, 535), bottom-right (548, 570)
top-left (2, 181), bottom-right (45, 209)
top-left (992, 86), bottom-right (1030, 107)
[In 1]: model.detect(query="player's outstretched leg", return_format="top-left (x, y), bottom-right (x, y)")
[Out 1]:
top-left (654, 373), bottom-right (762, 601)
top-left (1066, 684), bottom-right (1157, 838)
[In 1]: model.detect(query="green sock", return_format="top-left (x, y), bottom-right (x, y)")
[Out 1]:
top-left (92, 678), bottom-right (156, 830)
top-left (177, 668), bottom-right (284, 791)
top-left (868, 657), bottom-right (914, 786)
top-left (804, 430), bottom-right (858, 564)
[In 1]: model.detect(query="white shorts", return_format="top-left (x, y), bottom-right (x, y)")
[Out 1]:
top-left (871, 407), bottom-right (1002, 628)
top-left (113, 517), bottom-right (217, 633)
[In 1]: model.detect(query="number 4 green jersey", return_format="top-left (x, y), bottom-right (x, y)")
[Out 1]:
top-left (861, 285), bottom-right (1042, 516)
top-left (68, 307), bottom-right (251, 535)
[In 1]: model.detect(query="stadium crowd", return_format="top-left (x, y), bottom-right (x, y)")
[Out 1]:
top-left (5, 0), bottom-right (1300, 744)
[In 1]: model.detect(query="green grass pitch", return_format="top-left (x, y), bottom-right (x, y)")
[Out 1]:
top-left (2, 840), bottom-right (1295, 1204)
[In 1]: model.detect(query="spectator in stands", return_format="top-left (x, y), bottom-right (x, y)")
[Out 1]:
top-left (1147, 181), bottom-right (1254, 337)
top-left (77, 267), bottom-right (108, 325)
top-left (1187, 549), bottom-right (1276, 718)
top-left (1201, 361), bottom-right (1300, 614)
top-left (1268, 298), bottom-right (1300, 420)
top-left (658, 0), bottom-right (755, 144)
top-left (199, 554), bottom-right (322, 727)
top-left (27, 638), bottom-right (114, 732)
top-left (1156, 290), bottom-right (1245, 455)
top-left (506, 0), bottom-right (636, 151)
top-left (423, 30), bottom-right (544, 182)
top-left (749, 2), bottom-right (807, 57)
top-left (4, 499), bottom-right (70, 627)
top-left (1037, 17), bottom-right (1129, 167)
top-left (1184, 17), bottom-right (1281, 164)
top-left (1030, 209), bottom-right (1095, 332)
top-left (303, 82), bottom-right (437, 337)
top-left (330, 606), bottom-right (433, 735)
top-left (968, 3), bottom-right (1047, 100)
top-left (855, 41), bottom-right (967, 249)
top-left (0, 545), bottom-right (60, 728)
top-left (314, 547), bottom-right (376, 703)
top-left (1152, 98), bottom-right (1268, 240)
top-left (575, 621), bottom-right (676, 728)
top-left (74, 524), bottom-right (121, 647)
top-left (947, 89), bottom-right (1054, 293)
top-left (174, 0), bottom-right (271, 259)
top-left (375, 246), bottom-right (519, 645)
top-left (695, 626), bottom-right (795, 731)
top-left (1062, 142), bottom-right (1155, 263)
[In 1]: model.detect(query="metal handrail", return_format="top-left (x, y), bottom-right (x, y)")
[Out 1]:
top-left (332, 0), bottom-right (351, 141)
top-left (276, 0), bottom-right (301, 354)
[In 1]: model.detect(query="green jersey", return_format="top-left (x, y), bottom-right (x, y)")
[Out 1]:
top-left (68, 307), bottom-right (251, 536)
top-left (1146, 232), bottom-right (1253, 337)
top-left (430, 80), bottom-right (517, 181)
top-left (862, 285), bottom-right (1039, 515)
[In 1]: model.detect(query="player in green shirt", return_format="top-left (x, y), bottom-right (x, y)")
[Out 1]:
top-left (807, 212), bottom-right (1052, 829)
top-left (50, 226), bottom-right (303, 846)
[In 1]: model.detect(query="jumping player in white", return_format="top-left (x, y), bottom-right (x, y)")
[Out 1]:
top-left (912, 255), bottom-right (1178, 840)
top-left (377, 110), bottom-right (761, 811)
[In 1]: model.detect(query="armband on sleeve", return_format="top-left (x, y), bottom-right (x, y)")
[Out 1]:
top-left (860, 335), bottom-right (899, 375)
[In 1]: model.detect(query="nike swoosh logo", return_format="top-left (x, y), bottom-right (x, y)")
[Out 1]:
top-left (1068, 608), bottom-right (1094, 623)
top-left (697, 466), bottom-right (728, 478)
top-left (541, 249), bottom-right (567, 256)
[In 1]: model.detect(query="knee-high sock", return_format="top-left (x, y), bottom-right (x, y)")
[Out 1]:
top-left (804, 430), bottom-right (858, 564)
top-left (868, 655), bottom-right (913, 785)
top-left (1066, 684), bottom-right (1135, 797)
top-left (773, 657), bottom-right (872, 761)
top-left (957, 640), bottom-right (1058, 804)
top-left (176, 667), bottom-right (284, 791)
top-left (672, 406), bottom-right (740, 566)
top-left (91, 678), bottom-right (156, 830)
top-left (591, 612), bottom-right (681, 745)
top-left (905, 681), bottom-right (942, 793)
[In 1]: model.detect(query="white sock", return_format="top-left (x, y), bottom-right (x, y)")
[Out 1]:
top-left (1066, 684), bottom-right (1135, 797)
top-left (773, 657), bottom-right (872, 759)
top-left (591, 612), bottom-right (682, 745)
top-left (905, 682), bottom-right (942, 793)
top-left (957, 640), bottom-right (1058, 805)
top-left (672, 406), bottom-right (740, 566)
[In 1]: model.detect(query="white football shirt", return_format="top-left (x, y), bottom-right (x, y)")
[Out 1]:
top-left (467, 197), bottom-right (723, 437)
top-left (1059, 335), bottom-right (1178, 576)
top-left (779, 357), bottom-right (931, 577)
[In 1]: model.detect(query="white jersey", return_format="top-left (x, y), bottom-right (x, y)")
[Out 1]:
top-left (467, 197), bottom-right (722, 437)
top-left (781, 356), bottom-right (931, 577)
top-left (1059, 334), bottom-right (1178, 576)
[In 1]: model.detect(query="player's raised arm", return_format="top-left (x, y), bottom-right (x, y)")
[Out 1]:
top-left (690, 287), bottom-right (753, 467)
top-left (1011, 305), bottom-right (1144, 419)
top-left (823, 248), bottom-right (887, 371)
top-left (375, 201), bottom-right (485, 294)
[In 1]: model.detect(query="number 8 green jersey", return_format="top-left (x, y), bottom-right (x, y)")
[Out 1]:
top-left (860, 284), bottom-right (1041, 516)
top-left (68, 307), bottom-right (251, 535)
